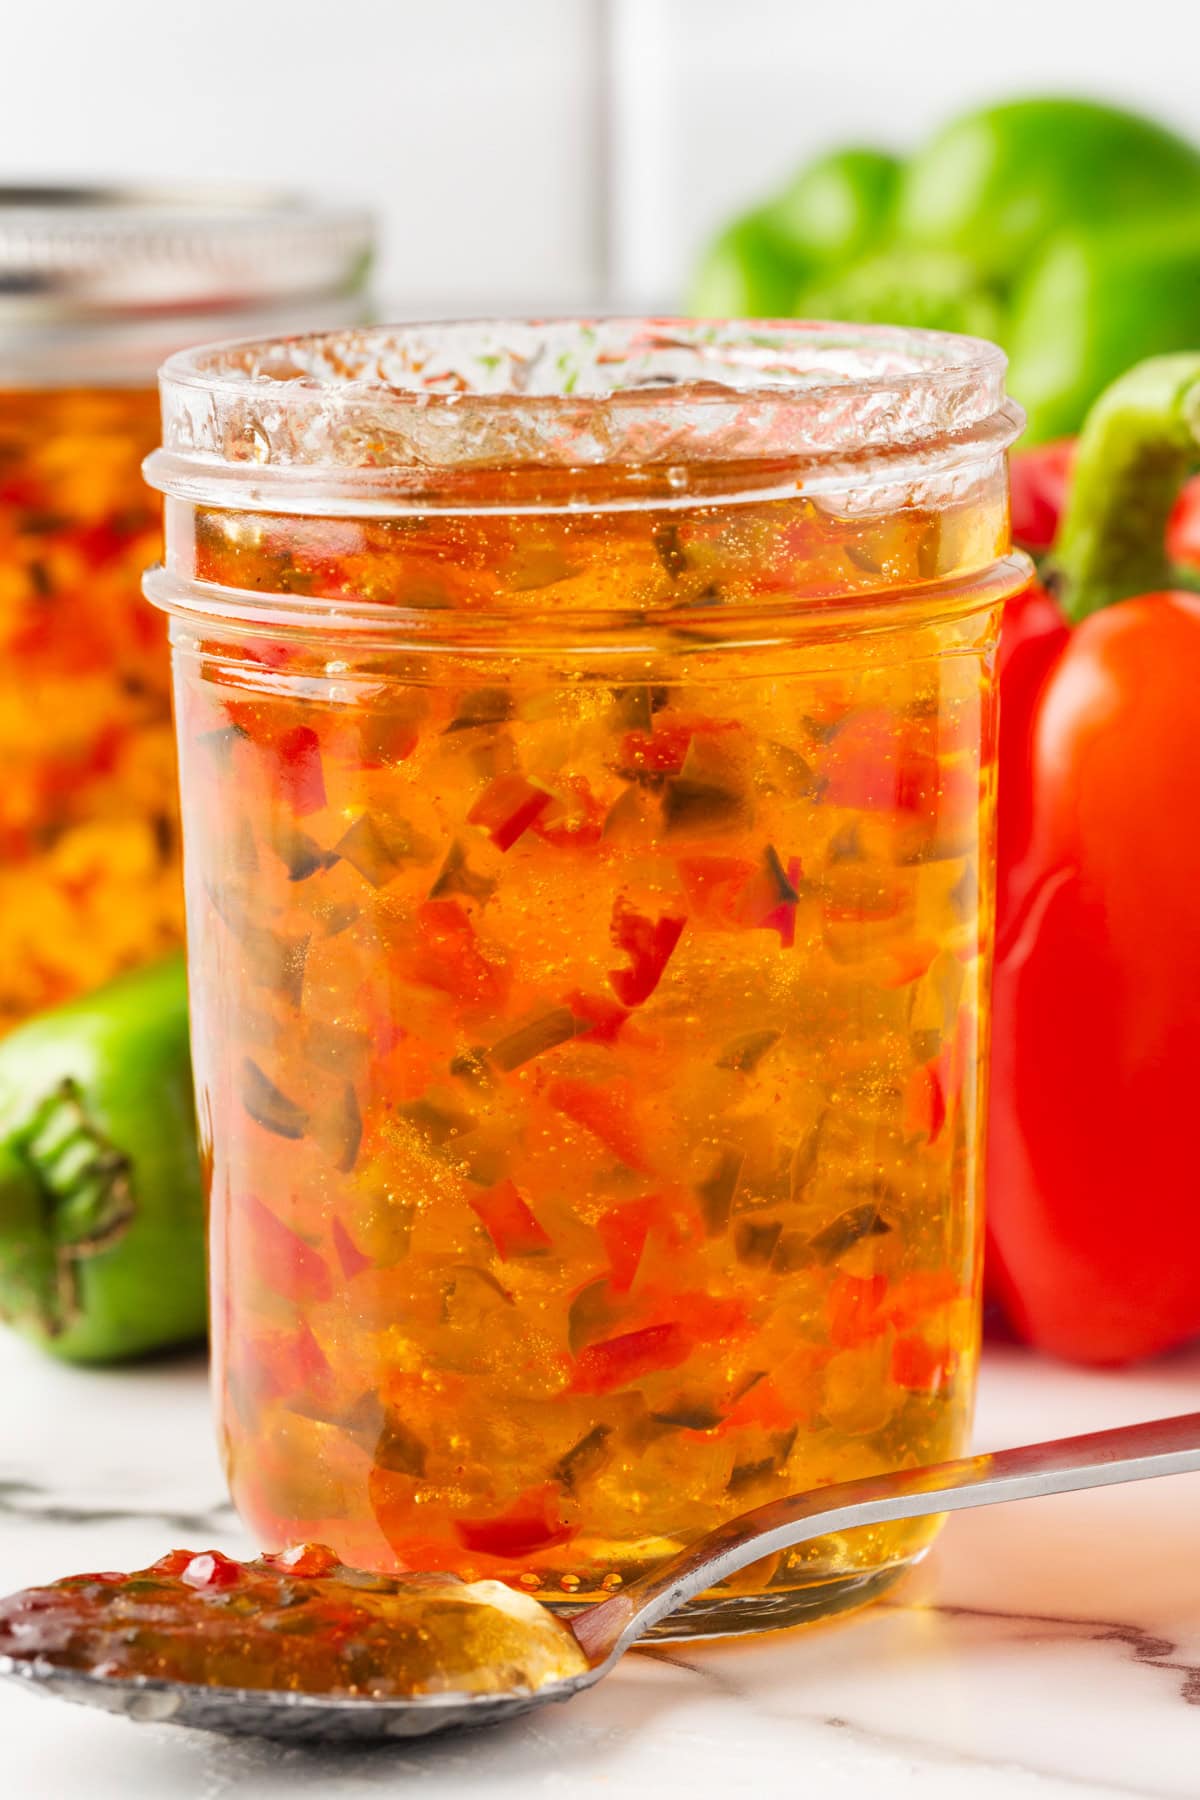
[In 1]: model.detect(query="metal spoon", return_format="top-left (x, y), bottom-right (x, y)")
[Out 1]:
top-left (5, 1410), bottom-right (1199, 1744)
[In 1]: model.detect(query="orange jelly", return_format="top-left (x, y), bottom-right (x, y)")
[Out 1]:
top-left (147, 321), bottom-right (1029, 1636)
top-left (0, 387), bottom-right (178, 1029)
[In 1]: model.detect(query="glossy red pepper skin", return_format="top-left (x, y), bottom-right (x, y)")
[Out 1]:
top-left (991, 366), bottom-right (1200, 1363)
top-left (993, 582), bottom-right (1072, 930)
top-left (1009, 441), bottom-right (1076, 554)
top-left (1167, 474), bottom-right (1200, 566)
top-left (990, 590), bottom-right (1200, 1362)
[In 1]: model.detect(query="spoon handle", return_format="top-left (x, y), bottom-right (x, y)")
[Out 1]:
top-left (572, 1410), bottom-right (1200, 1663)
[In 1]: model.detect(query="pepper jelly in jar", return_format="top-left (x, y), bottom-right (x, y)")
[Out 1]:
top-left (0, 186), bottom-right (373, 1030)
top-left (146, 321), bottom-right (1028, 1637)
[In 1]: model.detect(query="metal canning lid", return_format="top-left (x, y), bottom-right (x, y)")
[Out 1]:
top-left (0, 184), bottom-right (375, 386)
top-left (0, 184), bottom-right (375, 322)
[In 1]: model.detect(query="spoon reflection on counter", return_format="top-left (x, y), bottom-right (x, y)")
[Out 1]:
top-left (2, 1411), bottom-right (1198, 1744)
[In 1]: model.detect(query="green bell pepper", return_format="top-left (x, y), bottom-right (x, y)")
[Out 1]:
top-left (0, 955), bottom-right (205, 1364)
top-left (688, 147), bottom-right (901, 317)
top-left (795, 246), bottom-right (1002, 341)
top-left (1008, 217), bottom-right (1200, 443)
top-left (691, 95), bottom-right (1200, 442)
top-left (689, 210), bottom-right (811, 319)
top-left (769, 147), bottom-right (902, 272)
top-left (895, 97), bottom-right (1200, 282)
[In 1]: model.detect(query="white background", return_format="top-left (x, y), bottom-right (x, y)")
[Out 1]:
top-left (4, 0), bottom-right (1200, 313)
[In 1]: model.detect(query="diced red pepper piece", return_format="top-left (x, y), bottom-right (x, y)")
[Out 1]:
top-left (180, 1551), bottom-right (242, 1592)
top-left (596, 1197), bottom-right (656, 1293)
top-left (891, 1334), bottom-right (953, 1392)
top-left (821, 711), bottom-right (902, 813)
top-left (248, 1318), bottom-right (338, 1414)
top-left (822, 710), bottom-right (944, 820)
top-left (244, 1195), bottom-right (333, 1304)
top-left (894, 748), bottom-right (948, 817)
top-left (149, 1550), bottom-right (195, 1577)
top-left (824, 710), bottom-right (976, 839)
top-left (671, 1290), bottom-right (749, 1341)
top-left (468, 773), bottom-right (553, 851)
top-left (275, 725), bottom-right (327, 817)
top-left (244, 639), bottom-right (296, 673)
top-left (719, 1374), bottom-right (802, 1433)
top-left (677, 856), bottom-right (757, 927)
top-left (619, 721), bottom-right (694, 777)
top-left (829, 1273), bottom-right (889, 1348)
top-left (411, 899), bottom-right (509, 1007)
top-left (571, 1321), bottom-right (693, 1394)
top-left (547, 1077), bottom-right (650, 1172)
top-left (882, 1269), bottom-right (962, 1326)
top-left (455, 1485), bottom-right (576, 1558)
top-left (530, 775), bottom-right (607, 848)
top-left (261, 1543), bottom-right (341, 1577)
top-left (732, 849), bottom-right (802, 946)
top-left (356, 978), bottom-right (408, 1057)
top-left (469, 1180), bottom-right (552, 1259)
top-left (608, 895), bottom-right (685, 1005)
top-left (903, 1062), bottom-right (947, 1145)
top-left (618, 714), bottom-right (743, 782)
top-left (764, 890), bottom-right (799, 948)
top-left (331, 1216), bottom-right (372, 1279)
top-left (565, 990), bottom-right (629, 1043)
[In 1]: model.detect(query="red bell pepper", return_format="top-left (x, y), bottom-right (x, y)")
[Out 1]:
top-left (1009, 440), bottom-right (1076, 555)
top-left (990, 355), bottom-right (1200, 1364)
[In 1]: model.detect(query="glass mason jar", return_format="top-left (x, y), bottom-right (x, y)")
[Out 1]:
top-left (147, 320), bottom-right (1028, 1637)
top-left (0, 186), bottom-right (374, 1032)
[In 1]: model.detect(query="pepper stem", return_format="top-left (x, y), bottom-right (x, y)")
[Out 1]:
top-left (0, 1081), bottom-right (134, 1338)
top-left (1048, 354), bottom-right (1200, 624)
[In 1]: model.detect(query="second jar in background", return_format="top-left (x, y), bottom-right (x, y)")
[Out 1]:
top-left (0, 188), bottom-right (374, 1031)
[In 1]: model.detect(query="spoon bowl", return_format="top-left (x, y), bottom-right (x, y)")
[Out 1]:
top-left (5, 1410), bottom-right (1200, 1744)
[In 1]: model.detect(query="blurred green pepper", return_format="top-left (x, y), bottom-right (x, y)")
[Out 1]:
top-left (692, 96), bottom-right (1200, 441)
top-left (796, 247), bottom-right (1002, 341)
top-left (769, 147), bottom-right (902, 271)
top-left (0, 955), bottom-right (205, 1364)
top-left (1008, 218), bottom-right (1200, 443)
top-left (689, 210), bottom-right (810, 319)
top-left (689, 147), bottom-right (901, 317)
top-left (895, 97), bottom-right (1200, 282)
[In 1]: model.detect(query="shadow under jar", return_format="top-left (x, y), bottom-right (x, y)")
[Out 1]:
top-left (0, 185), bottom-right (373, 1031)
top-left (145, 320), bottom-right (1029, 1637)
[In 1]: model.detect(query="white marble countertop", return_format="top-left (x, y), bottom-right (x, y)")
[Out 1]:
top-left (2, 1331), bottom-right (1198, 1800)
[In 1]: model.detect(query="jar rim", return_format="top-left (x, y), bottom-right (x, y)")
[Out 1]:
top-left (0, 182), bottom-right (374, 324)
top-left (146, 318), bottom-right (1023, 516)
